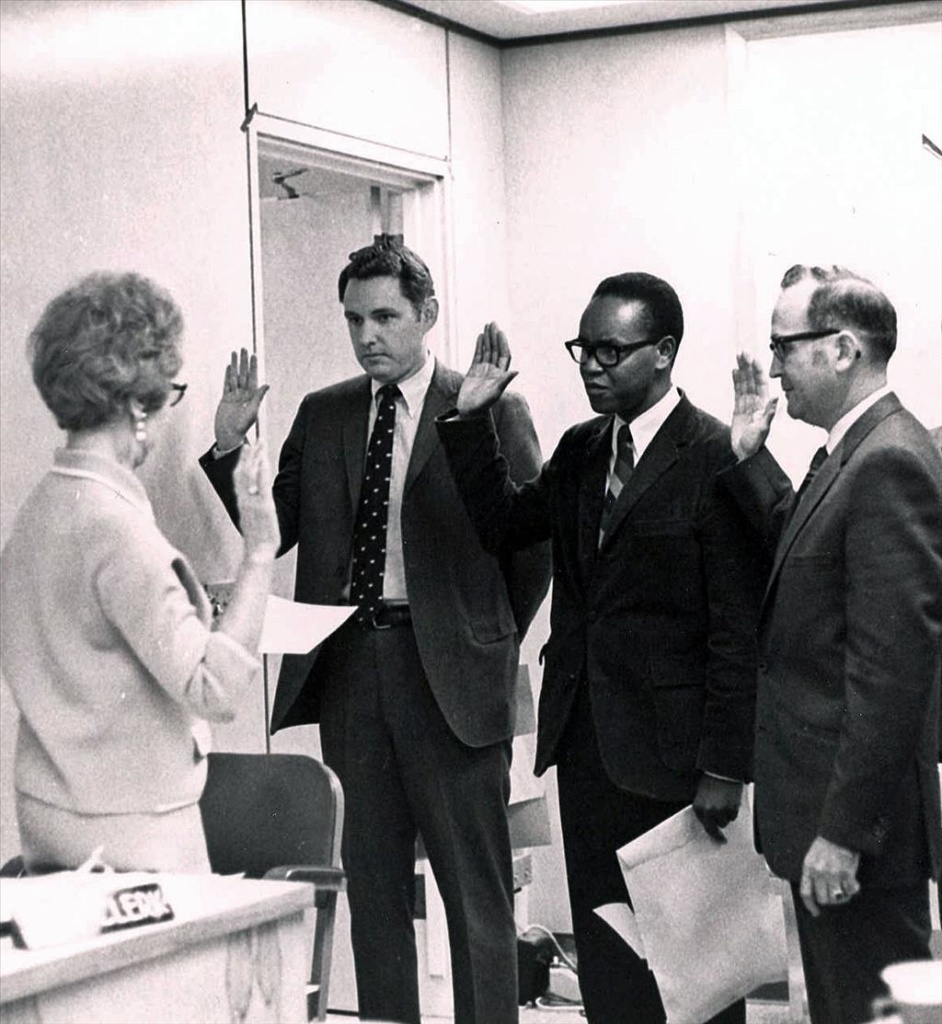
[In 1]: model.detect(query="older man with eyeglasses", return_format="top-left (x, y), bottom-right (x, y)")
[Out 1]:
top-left (437, 271), bottom-right (770, 1024)
top-left (723, 264), bottom-right (942, 1024)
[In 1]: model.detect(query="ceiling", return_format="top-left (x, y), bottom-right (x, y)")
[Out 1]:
top-left (389, 0), bottom-right (873, 42)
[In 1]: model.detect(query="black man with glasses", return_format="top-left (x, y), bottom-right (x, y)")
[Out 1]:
top-left (725, 265), bottom-right (942, 1024)
top-left (437, 272), bottom-right (768, 1024)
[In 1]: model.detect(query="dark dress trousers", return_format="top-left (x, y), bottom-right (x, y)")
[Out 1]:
top-left (439, 393), bottom-right (769, 1024)
top-left (721, 393), bottom-right (942, 1024)
top-left (201, 361), bottom-right (550, 1024)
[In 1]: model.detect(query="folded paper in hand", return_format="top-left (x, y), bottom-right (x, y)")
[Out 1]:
top-left (595, 803), bottom-right (787, 1024)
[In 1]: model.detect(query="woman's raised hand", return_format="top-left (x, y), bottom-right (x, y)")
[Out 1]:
top-left (232, 442), bottom-right (279, 564)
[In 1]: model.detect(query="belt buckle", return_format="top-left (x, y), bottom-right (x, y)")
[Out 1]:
top-left (370, 608), bottom-right (393, 630)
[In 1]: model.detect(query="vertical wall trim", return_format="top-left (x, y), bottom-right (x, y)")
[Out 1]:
top-left (441, 30), bottom-right (459, 372)
top-left (725, 25), bottom-right (758, 361)
top-left (445, 30), bottom-right (454, 162)
top-left (240, 0), bottom-right (250, 116)
top-left (242, 117), bottom-right (273, 754)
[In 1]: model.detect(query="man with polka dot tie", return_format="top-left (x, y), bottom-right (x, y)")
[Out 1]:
top-left (202, 237), bottom-right (550, 1024)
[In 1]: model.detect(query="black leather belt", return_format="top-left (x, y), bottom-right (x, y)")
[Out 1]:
top-left (361, 602), bottom-right (412, 630)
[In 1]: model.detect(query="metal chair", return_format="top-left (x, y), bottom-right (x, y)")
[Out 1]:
top-left (199, 752), bottom-right (345, 1022)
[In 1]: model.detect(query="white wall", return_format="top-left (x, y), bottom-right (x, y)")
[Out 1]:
top-left (245, 0), bottom-right (449, 159)
top-left (0, 0), bottom-right (252, 865)
top-left (736, 19), bottom-right (942, 480)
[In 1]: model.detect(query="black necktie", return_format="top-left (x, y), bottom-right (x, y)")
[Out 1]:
top-left (599, 423), bottom-right (634, 539)
top-left (794, 445), bottom-right (829, 508)
top-left (350, 384), bottom-right (399, 624)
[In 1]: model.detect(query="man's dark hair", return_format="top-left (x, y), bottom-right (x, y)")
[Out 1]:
top-left (591, 272), bottom-right (685, 354)
top-left (337, 235), bottom-right (435, 315)
top-left (780, 264), bottom-right (897, 362)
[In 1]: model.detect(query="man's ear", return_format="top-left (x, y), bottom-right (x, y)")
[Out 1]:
top-left (420, 297), bottom-right (439, 331)
top-left (834, 329), bottom-right (861, 372)
top-left (655, 336), bottom-right (676, 369)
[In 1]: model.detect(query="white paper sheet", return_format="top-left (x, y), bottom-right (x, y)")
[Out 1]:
top-left (595, 900), bottom-right (647, 960)
top-left (595, 798), bottom-right (788, 1024)
top-left (258, 595), bottom-right (355, 654)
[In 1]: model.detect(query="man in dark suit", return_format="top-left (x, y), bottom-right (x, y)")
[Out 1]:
top-left (200, 238), bottom-right (550, 1024)
top-left (725, 264), bottom-right (942, 1024)
top-left (437, 273), bottom-right (768, 1024)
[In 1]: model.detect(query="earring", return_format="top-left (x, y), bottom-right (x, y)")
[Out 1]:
top-left (134, 412), bottom-right (147, 443)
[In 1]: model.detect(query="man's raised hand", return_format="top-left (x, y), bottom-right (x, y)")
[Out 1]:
top-left (731, 352), bottom-right (778, 461)
top-left (215, 348), bottom-right (270, 451)
top-left (456, 322), bottom-right (518, 418)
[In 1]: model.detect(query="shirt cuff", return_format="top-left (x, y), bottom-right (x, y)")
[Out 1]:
top-left (212, 440), bottom-right (245, 459)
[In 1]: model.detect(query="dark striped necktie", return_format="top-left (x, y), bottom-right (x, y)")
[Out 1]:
top-left (350, 383), bottom-right (400, 624)
top-left (599, 423), bottom-right (634, 540)
top-left (794, 444), bottom-right (829, 508)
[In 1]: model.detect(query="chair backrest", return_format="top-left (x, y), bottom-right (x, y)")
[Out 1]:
top-left (200, 753), bottom-right (343, 879)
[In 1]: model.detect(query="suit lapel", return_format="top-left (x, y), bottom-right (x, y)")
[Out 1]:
top-left (405, 361), bottom-right (458, 494)
top-left (598, 398), bottom-right (689, 548)
top-left (343, 379), bottom-right (373, 512)
top-left (764, 392), bottom-right (903, 601)
top-left (578, 419), bottom-right (612, 568)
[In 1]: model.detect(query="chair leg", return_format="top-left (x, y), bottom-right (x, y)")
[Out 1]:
top-left (782, 884), bottom-right (810, 1022)
top-left (308, 893), bottom-right (338, 1022)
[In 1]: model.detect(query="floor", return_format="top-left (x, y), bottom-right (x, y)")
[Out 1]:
top-left (324, 997), bottom-right (793, 1023)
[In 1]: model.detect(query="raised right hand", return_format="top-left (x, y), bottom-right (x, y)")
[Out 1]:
top-left (731, 352), bottom-right (778, 460)
top-left (215, 348), bottom-right (270, 451)
top-left (232, 442), bottom-right (279, 563)
top-left (456, 322), bottom-right (518, 418)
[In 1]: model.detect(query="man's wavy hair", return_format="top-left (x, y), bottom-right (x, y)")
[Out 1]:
top-left (337, 235), bottom-right (435, 315)
top-left (780, 264), bottom-right (897, 362)
top-left (29, 272), bottom-right (183, 432)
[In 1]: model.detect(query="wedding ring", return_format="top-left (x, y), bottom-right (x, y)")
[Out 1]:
top-left (833, 890), bottom-right (849, 902)
top-left (247, 485), bottom-right (259, 495)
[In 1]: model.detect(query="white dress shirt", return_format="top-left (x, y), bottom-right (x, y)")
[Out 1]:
top-left (608, 386), bottom-right (682, 487)
top-left (826, 384), bottom-right (892, 454)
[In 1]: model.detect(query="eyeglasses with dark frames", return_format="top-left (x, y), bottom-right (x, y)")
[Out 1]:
top-left (168, 382), bottom-right (188, 407)
top-left (769, 329), bottom-right (841, 361)
top-left (564, 338), bottom-right (662, 368)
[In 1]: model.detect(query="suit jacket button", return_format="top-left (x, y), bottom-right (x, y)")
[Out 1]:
top-left (758, 661), bottom-right (768, 673)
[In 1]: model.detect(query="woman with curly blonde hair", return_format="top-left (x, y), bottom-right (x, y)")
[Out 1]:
top-left (1, 272), bottom-right (279, 873)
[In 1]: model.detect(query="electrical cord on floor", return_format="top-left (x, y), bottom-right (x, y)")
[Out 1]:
top-left (534, 993), bottom-right (587, 1014)
top-left (517, 922), bottom-right (579, 973)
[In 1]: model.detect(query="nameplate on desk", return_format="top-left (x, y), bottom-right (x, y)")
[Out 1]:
top-left (5, 876), bottom-right (175, 950)
top-left (100, 884), bottom-right (174, 933)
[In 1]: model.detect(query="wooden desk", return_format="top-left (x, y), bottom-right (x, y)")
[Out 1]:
top-left (1, 874), bottom-right (314, 1023)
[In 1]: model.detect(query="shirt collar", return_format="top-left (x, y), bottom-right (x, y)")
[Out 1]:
top-left (371, 353), bottom-right (435, 419)
top-left (827, 384), bottom-right (892, 453)
top-left (614, 387), bottom-right (681, 462)
top-left (50, 447), bottom-right (154, 518)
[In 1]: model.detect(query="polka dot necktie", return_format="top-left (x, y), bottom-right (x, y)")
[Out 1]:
top-left (350, 384), bottom-right (400, 624)
top-left (599, 423), bottom-right (634, 541)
